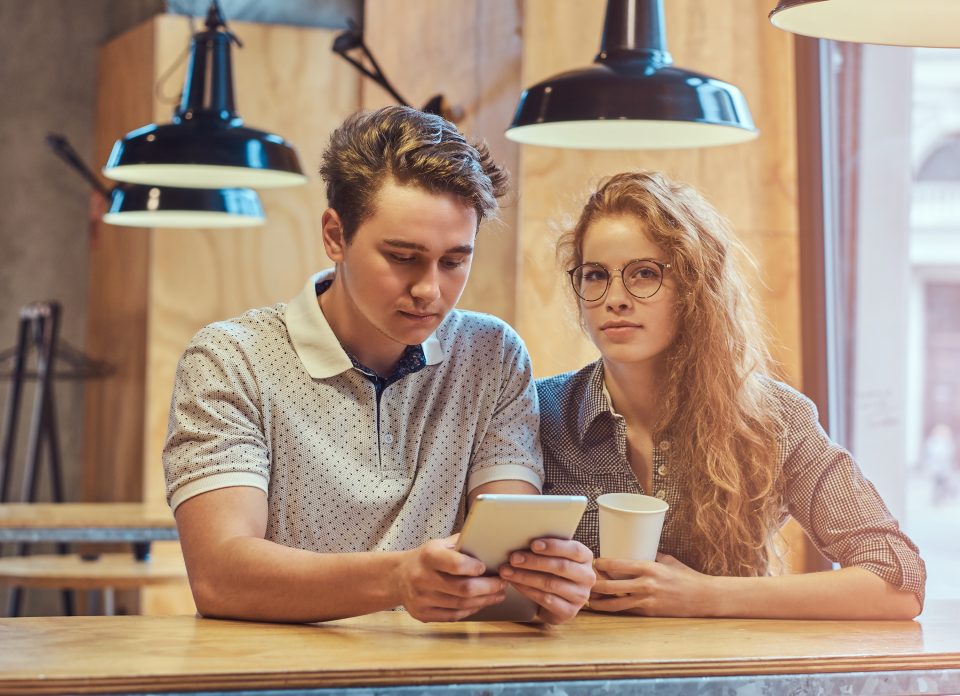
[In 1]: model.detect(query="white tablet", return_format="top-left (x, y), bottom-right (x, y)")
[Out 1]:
top-left (455, 493), bottom-right (587, 622)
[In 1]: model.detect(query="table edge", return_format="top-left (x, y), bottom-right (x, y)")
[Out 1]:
top-left (3, 654), bottom-right (959, 695)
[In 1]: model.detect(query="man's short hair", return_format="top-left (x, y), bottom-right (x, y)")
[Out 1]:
top-left (319, 106), bottom-right (509, 242)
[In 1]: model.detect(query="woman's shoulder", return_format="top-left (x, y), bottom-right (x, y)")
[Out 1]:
top-left (753, 374), bottom-right (824, 435)
top-left (535, 361), bottom-right (602, 407)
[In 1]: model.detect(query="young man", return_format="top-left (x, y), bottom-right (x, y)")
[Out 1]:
top-left (162, 106), bottom-right (594, 624)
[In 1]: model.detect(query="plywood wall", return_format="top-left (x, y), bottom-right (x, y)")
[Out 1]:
top-left (514, 0), bottom-right (801, 385)
top-left (509, 0), bottom-right (815, 571)
top-left (362, 0), bottom-right (524, 323)
top-left (87, 15), bottom-right (360, 614)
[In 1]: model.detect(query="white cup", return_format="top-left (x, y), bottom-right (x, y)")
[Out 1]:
top-left (597, 493), bottom-right (669, 563)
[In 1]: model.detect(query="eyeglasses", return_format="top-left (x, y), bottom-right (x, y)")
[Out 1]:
top-left (568, 258), bottom-right (671, 302)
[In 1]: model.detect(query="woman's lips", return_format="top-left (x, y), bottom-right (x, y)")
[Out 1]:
top-left (601, 322), bottom-right (642, 331)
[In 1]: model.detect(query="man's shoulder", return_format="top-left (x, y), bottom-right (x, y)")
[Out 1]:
top-left (436, 308), bottom-right (523, 349)
top-left (187, 303), bottom-right (288, 353)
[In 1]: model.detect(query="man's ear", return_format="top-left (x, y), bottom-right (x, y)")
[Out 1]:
top-left (321, 208), bottom-right (347, 262)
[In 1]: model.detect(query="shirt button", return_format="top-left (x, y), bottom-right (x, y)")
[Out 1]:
top-left (383, 433), bottom-right (394, 445)
top-left (658, 465), bottom-right (667, 477)
top-left (659, 440), bottom-right (671, 451)
top-left (655, 490), bottom-right (666, 500)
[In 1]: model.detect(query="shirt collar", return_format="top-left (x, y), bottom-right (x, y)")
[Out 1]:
top-left (284, 269), bottom-right (445, 379)
top-left (577, 359), bottom-right (615, 443)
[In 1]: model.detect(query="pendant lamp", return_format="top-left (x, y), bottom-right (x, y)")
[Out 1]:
top-left (770, 0), bottom-right (960, 48)
top-left (48, 134), bottom-right (264, 229)
top-left (103, 186), bottom-right (264, 228)
top-left (506, 0), bottom-right (758, 150)
top-left (103, 1), bottom-right (307, 189)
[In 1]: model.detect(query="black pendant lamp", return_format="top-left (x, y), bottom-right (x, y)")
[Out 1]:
top-left (48, 134), bottom-right (264, 229)
top-left (103, 185), bottom-right (264, 228)
top-left (770, 0), bottom-right (960, 48)
top-left (103, 1), bottom-right (307, 189)
top-left (506, 0), bottom-right (758, 150)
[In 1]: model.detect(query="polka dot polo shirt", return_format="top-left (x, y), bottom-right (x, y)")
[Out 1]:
top-left (162, 269), bottom-right (543, 554)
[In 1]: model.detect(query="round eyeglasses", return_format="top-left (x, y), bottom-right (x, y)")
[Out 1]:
top-left (568, 259), bottom-right (671, 302)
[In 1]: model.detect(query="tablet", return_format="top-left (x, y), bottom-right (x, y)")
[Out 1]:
top-left (455, 493), bottom-right (587, 622)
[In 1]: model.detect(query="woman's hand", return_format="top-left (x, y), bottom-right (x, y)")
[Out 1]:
top-left (589, 553), bottom-right (719, 617)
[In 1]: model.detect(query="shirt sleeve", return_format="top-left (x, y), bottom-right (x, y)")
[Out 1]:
top-left (466, 323), bottom-right (544, 494)
top-left (162, 324), bottom-right (271, 512)
top-left (777, 383), bottom-right (926, 608)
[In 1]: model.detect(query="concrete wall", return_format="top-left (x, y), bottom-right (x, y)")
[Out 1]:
top-left (0, 0), bottom-right (164, 615)
top-left (0, 0), bottom-right (165, 500)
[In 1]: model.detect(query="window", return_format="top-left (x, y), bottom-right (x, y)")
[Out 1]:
top-left (802, 40), bottom-right (960, 602)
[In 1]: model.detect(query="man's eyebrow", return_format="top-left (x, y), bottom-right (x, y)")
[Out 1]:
top-left (382, 239), bottom-right (428, 251)
top-left (382, 239), bottom-right (474, 255)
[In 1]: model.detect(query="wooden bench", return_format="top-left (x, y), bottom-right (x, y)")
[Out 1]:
top-left (0, 553), bottom-right (188, 615)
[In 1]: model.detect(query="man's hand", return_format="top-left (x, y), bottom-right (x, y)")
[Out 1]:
top-left (498, 538), bottom-right (595, 624)
top-left (589, 553), bottom-right (716, 617)
top-left (395, 535), bottom-right (508, 622)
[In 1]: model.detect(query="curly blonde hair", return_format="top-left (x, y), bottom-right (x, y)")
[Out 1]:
top-left (559, 170), bottom-right (783, 577)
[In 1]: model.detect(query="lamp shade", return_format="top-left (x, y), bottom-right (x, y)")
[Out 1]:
top-left (770, 0), bottom-right (960, 48)
top-left (103, 185), bottom-right (265, 228)
top-left (103, 2), bottom-right (307, 189)
top-left (506, 0), bottom-right (757, 150)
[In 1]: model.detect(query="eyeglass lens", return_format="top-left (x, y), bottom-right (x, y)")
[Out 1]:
top-left (571, 260), bottom-right (664, 301)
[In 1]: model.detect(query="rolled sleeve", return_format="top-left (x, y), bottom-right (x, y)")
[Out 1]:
top-left (162, 325), bottom-right (271, 511)
top-left (778, 383), bottom-right (926, 607)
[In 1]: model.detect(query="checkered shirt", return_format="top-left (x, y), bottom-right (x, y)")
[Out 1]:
top-left (537, 360), bottom-right (926, 605)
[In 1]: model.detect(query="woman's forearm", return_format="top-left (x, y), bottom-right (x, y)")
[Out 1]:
top-left (709, 566), bottom-right (921, 620)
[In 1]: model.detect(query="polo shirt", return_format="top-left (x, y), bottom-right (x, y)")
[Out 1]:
top-left (162, 269), bottom-right (543, 553)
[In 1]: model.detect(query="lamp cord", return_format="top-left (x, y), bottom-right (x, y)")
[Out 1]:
top-left (155, 15), bottom-right (196, 106)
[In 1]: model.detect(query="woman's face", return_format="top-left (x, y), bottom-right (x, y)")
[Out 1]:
top-left (577, 215), bottom-right (678, 369)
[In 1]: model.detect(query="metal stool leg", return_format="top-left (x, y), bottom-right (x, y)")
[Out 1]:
top-left (103, 588), bottom-right (116, 616)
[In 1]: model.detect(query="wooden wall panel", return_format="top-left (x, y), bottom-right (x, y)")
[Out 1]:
top-left (86, 16), bottom-right (360, 614)
top-left (84, 19), bottom-right (156, 505)
top-left (515, 1), bottom-right (811, 571)
top-left (362, 0), bottom-right (523, 323)
top-left (515, 0), bottom-right (801, 385)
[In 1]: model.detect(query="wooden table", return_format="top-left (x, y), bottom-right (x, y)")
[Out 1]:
top-left (1, 606), bottom-right (959, 695)
top-left (0, 503), bottom-right (180, 614)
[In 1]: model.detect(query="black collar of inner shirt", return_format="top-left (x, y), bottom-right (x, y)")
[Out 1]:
top-left (316, 278), bottom-right (428, 394)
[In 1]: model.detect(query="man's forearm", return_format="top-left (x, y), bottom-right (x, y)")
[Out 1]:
top-left (188, 535), bottom-right (408, 623)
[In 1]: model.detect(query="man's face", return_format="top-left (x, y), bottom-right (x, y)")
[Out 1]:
top-left (324, 179), bottom-right (478, 349)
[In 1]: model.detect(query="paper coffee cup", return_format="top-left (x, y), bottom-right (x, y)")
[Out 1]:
top-left (597, 493), bottom-right (668, 562)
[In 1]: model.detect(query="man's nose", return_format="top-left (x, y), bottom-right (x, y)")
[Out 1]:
top-left (410, 265), bottom-right (441, 302)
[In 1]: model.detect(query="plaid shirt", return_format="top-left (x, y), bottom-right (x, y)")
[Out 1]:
top-left (537, 360), bottom-right (926, 605)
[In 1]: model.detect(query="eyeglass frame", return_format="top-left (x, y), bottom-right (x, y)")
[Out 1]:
top-left (567, 258), bottom-right (672, 302)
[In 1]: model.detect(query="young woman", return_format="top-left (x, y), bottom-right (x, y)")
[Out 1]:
top-left (538, 171), bottom-right (925, 620)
